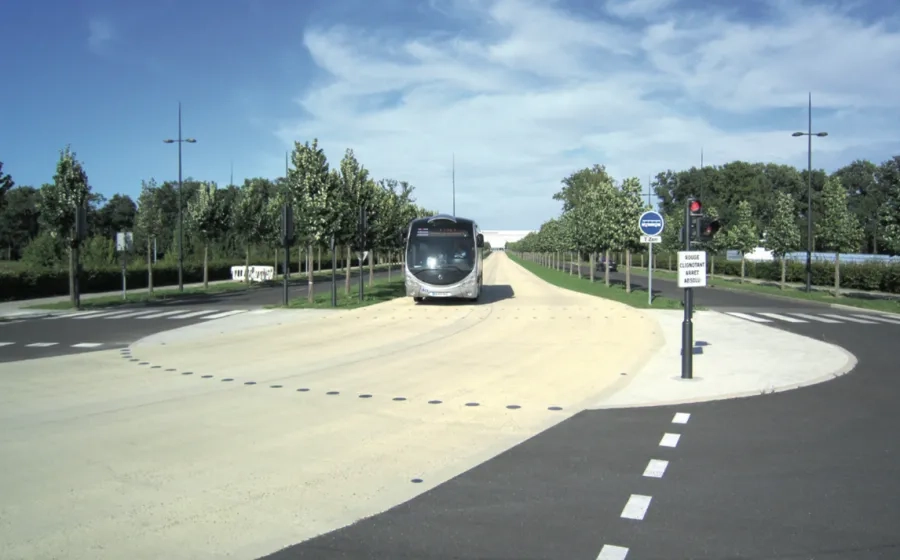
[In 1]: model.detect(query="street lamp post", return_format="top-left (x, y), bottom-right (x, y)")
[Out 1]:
top-left (792, 92), bottom-right (828, 293)
top-left (163, 102), bottom-right (197, 292)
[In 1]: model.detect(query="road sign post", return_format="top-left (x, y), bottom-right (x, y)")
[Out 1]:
top-left (115, 232), bottom-right (133, 301)
top-left (638, 211), bottom-right (665, 306)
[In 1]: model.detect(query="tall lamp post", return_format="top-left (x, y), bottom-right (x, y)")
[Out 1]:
top-left (163, 102), bottom-right (197, 292)
top-left (792, 92), bottom-right (827, 293)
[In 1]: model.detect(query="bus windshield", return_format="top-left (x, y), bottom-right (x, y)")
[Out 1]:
top-left (406, 226), bottom-right (476, 274)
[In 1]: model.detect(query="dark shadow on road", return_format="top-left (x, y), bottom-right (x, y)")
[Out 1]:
top-left (416, 284), bottom-right (516, 306)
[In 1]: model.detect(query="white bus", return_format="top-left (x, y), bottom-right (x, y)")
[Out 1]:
top-left (403, 214), bottom-right (485, 302)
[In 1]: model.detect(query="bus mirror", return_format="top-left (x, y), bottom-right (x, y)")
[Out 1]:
top-left (476, 233), bottom-right (484, 248)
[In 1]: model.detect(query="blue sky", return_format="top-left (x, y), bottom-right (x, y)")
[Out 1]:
top-left (2, 0), bottom-right (900, 230)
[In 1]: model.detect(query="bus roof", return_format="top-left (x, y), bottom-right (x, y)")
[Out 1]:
top-left (409, 214), bottom-right (478, 230)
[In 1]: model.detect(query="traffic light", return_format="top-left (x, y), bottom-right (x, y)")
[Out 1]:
top-left (696, 217), bottom-right (721, 242)
top-left (689, 198), bottom-right (703, 217)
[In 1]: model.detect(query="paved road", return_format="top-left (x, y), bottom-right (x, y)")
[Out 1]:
top-left (0, 268), bottom-right (395, 362)
top-left (262, 267), bottom-right (900, 559)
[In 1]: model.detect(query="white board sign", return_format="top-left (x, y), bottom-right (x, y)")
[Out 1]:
top-left (677, 250), bottom-right (707, 288)
top-left (116, 232), bottom-right (134, 252)
top-left (640, 235), bottom-right (662, 244)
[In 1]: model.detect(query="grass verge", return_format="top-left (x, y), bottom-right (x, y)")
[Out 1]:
top-left (630, 267), bottom-right (900, 315)
top-left (509, 254), bottom-right (684, 309)
top-left (26, 281), bottom-right (254, 310)
top-left (277, 278), bottom-right (406, 310)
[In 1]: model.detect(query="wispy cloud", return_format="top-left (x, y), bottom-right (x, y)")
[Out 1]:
top-left (271, 0), bottom-right (900, 228)
top-left (87, 16), bottom-right (115, 55)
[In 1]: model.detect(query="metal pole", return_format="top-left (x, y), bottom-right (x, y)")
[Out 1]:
top-left (122, 248), bottom-right (127, 300)
top-left (177, 102), bottom-right (184, 293)
top-left (358, 205), bottom-right (364, 302)
top-left (331, 234), bottom-right (337, 307)
top-left (452, 153), bottom-right (456, 217)
top-left (681, 197), bottom-right (693, 380)
top-left (648, 241), bottom-right (653, 305)
top-left (282, 241), bottom-right (289, 306)
top-left (806, 92), bottom-right (813, 293)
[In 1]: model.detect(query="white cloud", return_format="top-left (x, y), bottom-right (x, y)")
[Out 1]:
top-left (272, 0), bottom-right (900, 229)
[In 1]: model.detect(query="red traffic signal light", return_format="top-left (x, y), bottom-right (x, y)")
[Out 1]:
top-left (689, 200), bottom-right (702, 213)
top-left (697, 217), bottom-right (721, 241)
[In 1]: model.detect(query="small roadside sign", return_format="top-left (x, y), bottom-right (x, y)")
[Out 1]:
top-left (641, 235), bottom-right (662, 244)
top-left (639, 211), bottom-right (665, 237)
top-left (677, 250), bottom-right (707, 288)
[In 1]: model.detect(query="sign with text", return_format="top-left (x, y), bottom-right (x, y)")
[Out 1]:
top-left (639, 211), bottom-right (664, 237)
top-left (677, 250), bottom-right (707, 288)
top-left (640, 235), bottom-right (662, 244)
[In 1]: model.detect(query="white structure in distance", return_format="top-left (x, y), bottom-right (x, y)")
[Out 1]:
top-left (480, 230), bottom-right (536, 251)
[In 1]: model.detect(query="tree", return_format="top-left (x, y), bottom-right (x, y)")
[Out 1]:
top-left (186, 181), bottom-right (227, 288)
top-left (0, 185), bottom-right (40, 260)
top-left (725, 200), bottom-right (758, 283)
top-left (659, 209), bottom-right (684, 271)
top-left (0, 161), bottom-right (14, 210)
top-left (232, 177), bottom-right (277, 283)
top-left (763, 191), bottom-right (801, 289)
top-left (614, 177), bottom-right (646, 292)
top-left (817, 176), bottom-right (864, 296)
top-left (135, 179), bottom-right (165, 293)
top-left (698, 204), bottom-right (725, 276)
top-left (877, 156), bottom-right (900, 255)
top-left (38, 146), bottom-right (92, 305)
top-left (338, 149), bottom-right (371, 295)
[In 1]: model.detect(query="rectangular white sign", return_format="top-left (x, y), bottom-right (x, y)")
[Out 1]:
top-left (677, 250), bottom-right (707, 288)
top-left (640, 235), bottom-right (662, 244)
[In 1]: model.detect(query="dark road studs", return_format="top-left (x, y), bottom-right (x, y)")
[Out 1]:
top-left (548, 406), bottom-right (563, 411)
top-left (201, 375), bottom-right (212, 379)
top-left (151, 365), bottom-right (161, 369)
top-left (393, 397), bottom-right (407, 401)
top-left (165, 368), bottom-right (176, 372)
top-left (410, 478), bottom-right (423, 484)
top-left (428, 400), bottom-right (442, 405)
top-left (270, 385), bottom-right (282, 389)
top-left (465, 402), bottom-right (480, 407)
top-left (506, 405), bottom-right (521, 410)
top-left (297, 388), bottom-right (309, 392)
top-left (244, 381), bottom-right (256, 385)
top-left (326, 391), bottom-right (340, 395)
top-left (182, 371), bottom-right (194, 376)
top-left (359, 394), bottom-right (373, 399)
top-left (222, 378), bottom-right (234, 382)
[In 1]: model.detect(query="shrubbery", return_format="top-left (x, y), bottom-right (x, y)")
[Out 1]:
top-left (651, 254), bottom-right (900, 294)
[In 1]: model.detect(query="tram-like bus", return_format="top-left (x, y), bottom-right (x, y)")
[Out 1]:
top-left (403, 214), bottom-right (484, 302)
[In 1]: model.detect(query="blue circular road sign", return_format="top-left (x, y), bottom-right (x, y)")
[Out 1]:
top-left (639, 211), bottom-right (665, 236)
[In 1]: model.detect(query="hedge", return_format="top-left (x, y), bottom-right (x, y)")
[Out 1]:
top-left (0, 252), bottom-right (400, 302)
top-left (647, 253), bottom-right (900, 295)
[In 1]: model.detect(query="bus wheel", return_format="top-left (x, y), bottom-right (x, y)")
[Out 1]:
top-left (413, 297), bottom-right (424, 303)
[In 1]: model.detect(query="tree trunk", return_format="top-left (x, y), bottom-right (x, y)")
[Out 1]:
top-left (345, 245), bottom-right (352, 295)
top-left (740, 256), bottom-right (745, 283)
top-left (780, 257), bottom-right (786, 290)
top-left (308, 243), bottom-right (315, 303)
top-left (203, 244), bottom-right (209, 289)
top-left (317, 245), bottom-right (322, 272)
top-left (834, 252), bottom-right (841, 298)
top-left (640, 253), bottom-right (644, 268)
top-left (667, 254), bottom-right (672, 270)
top-left (69, 245), bottom-right (76, 307)
top-left (388, 251), bottom-right (392, 281)
top-left (710, 257), bottom-right (715, 277)
top-left (244, 245), bottom-right (250, 286)
top-left (148, 239), bottom-right (154, 294)
top-left (604, 249), bottom-right (611, 287)
top-left (368, 249), bottom-right (374, 287)
top-left (625, 249), bottom-right (632, 293)
top-left (589, 253), bottom-right (595, 282)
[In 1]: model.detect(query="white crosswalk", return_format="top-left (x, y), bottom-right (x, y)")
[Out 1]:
top-left (725, 311), bottom-right (900, 326)
top-left (43, 308), bottom-right (272, 321)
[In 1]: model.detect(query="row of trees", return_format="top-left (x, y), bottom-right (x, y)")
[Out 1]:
top-left (0, 142), bottom-right (437, 303)
top-left (508, 156), bottom-right (900, 294)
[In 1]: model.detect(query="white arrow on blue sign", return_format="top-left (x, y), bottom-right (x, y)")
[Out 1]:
top-left (638, 211), bottom-right (665, 237)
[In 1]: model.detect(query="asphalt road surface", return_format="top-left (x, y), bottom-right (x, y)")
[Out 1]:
top-left (261, 267), bottom-right (900, 559)
top-left (0, 268), bottom-right (395, 362)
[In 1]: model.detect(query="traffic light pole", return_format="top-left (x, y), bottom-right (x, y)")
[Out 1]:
top-left (681, 197), bottom-right (694, 380)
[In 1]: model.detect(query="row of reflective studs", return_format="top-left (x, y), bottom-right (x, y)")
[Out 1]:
top-left (118, 347), bottom-right (565, 412)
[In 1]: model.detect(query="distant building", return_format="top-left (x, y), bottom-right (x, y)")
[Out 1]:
top-left (480, 230), bottom-right (536, 251)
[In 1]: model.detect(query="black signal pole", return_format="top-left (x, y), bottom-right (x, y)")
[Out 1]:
top-left (681, 197), bottom-right (694, 380)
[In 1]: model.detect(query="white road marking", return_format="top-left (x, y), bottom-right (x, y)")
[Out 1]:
top-left (725, 312), bottom-right (771, 323)
top-left (0, 342), bottom-right (14, 347)
top-left (168, 310), bottom-right (219, 319)
top-left (854, 314), bottom-right (900, 325)
top-left (790, 313), bottom-right (842, 324)
top-left (672, 412), bottom-right (691, 424)
top-left (46, 310), bottom-right (105, 320)
top-left (137, 310), bottom-right (186, 319)
top-left (72, 310), bottom-right (128, 319)
top-left (71, 343), bottom-right (104, 348)
top-left (596, 544), bottom-right (629, 559)
top-left (821, 313), bottom-right (876, 324)
top-left (659, 433), bottom-right (680, 447)
top-left (620, 494), bottom-right (652, 520)
top-left (104, 310), bottom-right (158, 319)
top-left (643, 459), bottom-right (669, 478)
top-left (247, 309), bottom-right (273, 314)
top-left (201, 310), bottom-right (248, 319)
top-left (26, 342), bottom-right (58, 347)
top-left (757, 312), bottom-right (808, 323)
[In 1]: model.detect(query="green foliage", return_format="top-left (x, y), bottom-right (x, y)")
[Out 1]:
top-left (187, 182), bottom-right (228, 244)
top-left (39, 146), bottom-right (92, 245)
top-left (0, 160), bottom-right (14, 208)
top-left (817, 176), bottom-right (864, 253)
top-left (726, 201), bottom-right (758, 255)
top-left (764, 192), bottom-right (801, 258)
top-left (20, 232), bottom-right (64, 268)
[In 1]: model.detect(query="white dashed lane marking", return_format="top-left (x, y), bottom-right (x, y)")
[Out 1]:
top-left (643, 459), bottom-right (669, 478)
top-left (620, 494), bottom-right (652, 520)
top-left (71, 343), bottom-right (104, 348)
top-left (596, 544), bottom-right (629, 559)
top-left (25, 342), bottom-right (58, 347)
top-left (0, 342), bottom-right (13, 347)
top-left (659, 433), bottom-right (681, 447)
top-left (672, 412), bottom-right (691, 424)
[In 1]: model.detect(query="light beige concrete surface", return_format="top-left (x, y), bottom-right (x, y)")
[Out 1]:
top-left (591, 309), bottom-right (858, 409)
top-left (0, 252), bottom-right (663, 560)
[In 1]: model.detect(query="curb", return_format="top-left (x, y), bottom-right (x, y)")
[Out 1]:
top-left (589, 341), bottom-right (859, 410)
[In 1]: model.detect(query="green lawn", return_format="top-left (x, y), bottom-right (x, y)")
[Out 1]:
top-left (630, 267), bottom-right (900, 315)
top-left (26, 281), bottom-right (254, 310)
top-left (277, 278), bottom-right (406, 310)
top-left (509, 255), bottom-right (684, 309)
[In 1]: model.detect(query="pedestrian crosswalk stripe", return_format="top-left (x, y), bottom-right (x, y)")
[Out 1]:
top-left (790, 313), bottom-right (842, 323)
top-left (201, 310), bottom-right (247, 319)
top-left (168, 309), bottom-right (221, 319)
top-left (757, 312), bottom-right (807, 323)
top-left (725, 312), bottom-right (772, 323)
top-left (821, 313), bottom-right (877, 324)
top-left (137, 310), bottom-right (185, 319)
top-left (855, 314), bottom-right (900, 325)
